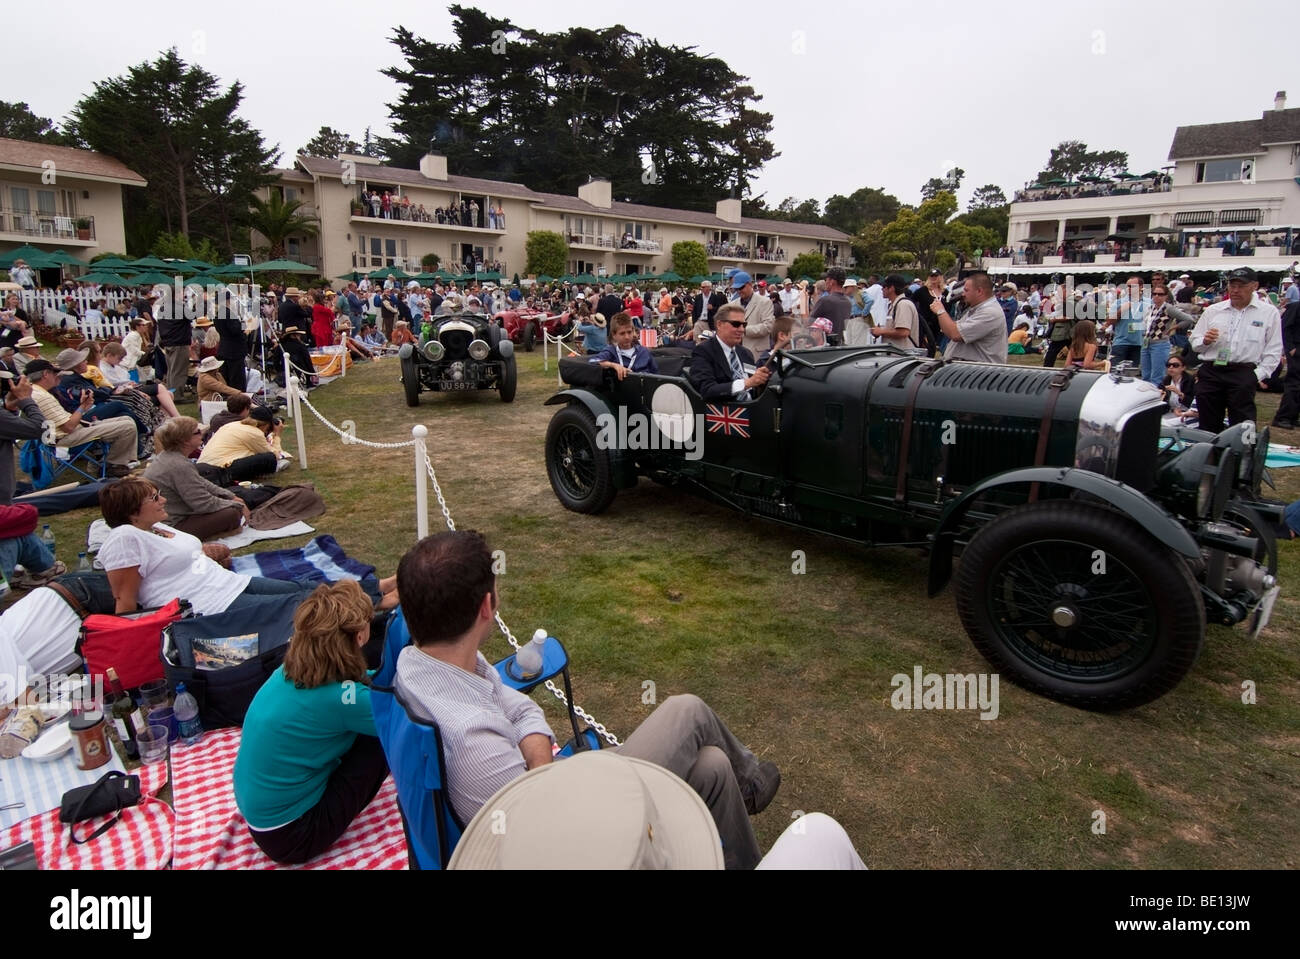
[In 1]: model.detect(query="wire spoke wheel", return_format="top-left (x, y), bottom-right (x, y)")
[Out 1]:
top-left (545, 404), bottom-right (616, 513)
top-left (956, 501), bottom-right (1205, 710)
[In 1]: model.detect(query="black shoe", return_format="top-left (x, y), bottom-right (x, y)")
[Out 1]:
top-left (1271, 420), bottom-right (1296, 430)
top-left (106, 463), bottom-right (134, 478)
top-left (743, 760), bottom-right (781, 815)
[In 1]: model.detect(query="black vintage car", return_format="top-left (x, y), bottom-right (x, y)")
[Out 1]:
top-left (399, 311), bottom-right (517, 405)
top-left (543, 345), bottom-right (1282, 710)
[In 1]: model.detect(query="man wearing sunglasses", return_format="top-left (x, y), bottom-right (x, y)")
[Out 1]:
top-left (688, 303), bottom-right (771, 401)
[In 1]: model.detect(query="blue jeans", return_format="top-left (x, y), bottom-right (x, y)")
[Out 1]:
top-left (224, 575), bottom-right (308, 611)
top-left (1140, 339), bottom-right (1171, 387)
top-left (0, 532), bottom-right (55, 578)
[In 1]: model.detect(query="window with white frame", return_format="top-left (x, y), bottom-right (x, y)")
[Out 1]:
top-left (1195, 158), bottom-right (1255, 183)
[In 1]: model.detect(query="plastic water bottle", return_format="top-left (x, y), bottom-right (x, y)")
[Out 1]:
top-left (515, 629), bottom-right (547, 680)
top-left (174, 682), bottom-right (203, 746)
top-left (40, 525), bottom-right (56, 559)
top-left (77, 552), bottom-right (91, 572)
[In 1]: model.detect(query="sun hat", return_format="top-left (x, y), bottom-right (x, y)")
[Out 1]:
top-left (591, 312), bottom-right (606, 327)
top-left (15, 336), bottom-right (39, 349)
top-left (53, 347), bottom-right (90, 371)
top-left (196, 356), bottom-right (223, 373)
top-left (447, 752), bottom-right (724, 870)
top-left (195, 316), bottom-right (212, 327)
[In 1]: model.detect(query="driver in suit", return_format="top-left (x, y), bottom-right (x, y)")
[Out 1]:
top-left (688, 303), bottom-right (770, 401)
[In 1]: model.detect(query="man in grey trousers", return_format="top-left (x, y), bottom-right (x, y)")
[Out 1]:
top-left (392, 530), bottom-right (782, 869)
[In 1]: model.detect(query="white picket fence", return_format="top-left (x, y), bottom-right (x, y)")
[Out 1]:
top-left (20, 289), bottom-right (134, 339)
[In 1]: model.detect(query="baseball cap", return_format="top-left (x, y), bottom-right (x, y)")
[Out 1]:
top-left (22, 359), bottom-right (55, 378)
top-left (729, 271), bottom-right (753, 289)
top-left (248, 406), bottom-right (276, 424)
top-left (1227, 267), bottom-right (1258, 282)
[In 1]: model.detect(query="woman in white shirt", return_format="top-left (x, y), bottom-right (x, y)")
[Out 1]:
top-left (120, 316), bottom-right (153, 381)
top-left (97, 477), bottom-right (304, 615)
top-left (98, 341), bottom-right (181, 417)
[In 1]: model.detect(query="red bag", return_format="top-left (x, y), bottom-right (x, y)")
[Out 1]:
top-left (79, 599), bottom-right (186, 689)
top-left (0, 503), bottom-right (38, 540)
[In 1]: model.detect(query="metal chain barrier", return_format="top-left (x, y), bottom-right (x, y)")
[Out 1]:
top-left (422, 454), bottom-right (622, 747)
top-left (296, 390), bottom-right (417, 449)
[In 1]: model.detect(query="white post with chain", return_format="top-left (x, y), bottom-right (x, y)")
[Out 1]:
top-left (543, 324), bottom-right (549, 372)
top-left (412, 424), bottom-right (428, 540)
top-left (290, 376), bottom-right (308, 470)
top-left (282, 351), bottom-right (293, 419)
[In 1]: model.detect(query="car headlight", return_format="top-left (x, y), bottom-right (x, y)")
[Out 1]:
top-left (468, 339), bottom-right (490, 360)
top-left (423, 341), bottom-right (445, 361)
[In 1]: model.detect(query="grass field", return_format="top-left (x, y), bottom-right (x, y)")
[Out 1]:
top-left (30, 348), bottom-right (1300, 869)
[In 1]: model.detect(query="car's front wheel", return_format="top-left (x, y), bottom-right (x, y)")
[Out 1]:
top-left (955, 501), bottom-right (1205, 710)
top-left (401, 353), bottom-right (421, 408)
top-left (546, 404), bottom-right (616, 513)
top-left (523, 321), bottom-right (538, 352)
top-left (498, 354), bottom-right (517, 403)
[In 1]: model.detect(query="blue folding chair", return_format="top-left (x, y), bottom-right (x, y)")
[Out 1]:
top-left (370, 609), bottom-right (602, 870)
top-left (19, 438), bottom-right (110, 489)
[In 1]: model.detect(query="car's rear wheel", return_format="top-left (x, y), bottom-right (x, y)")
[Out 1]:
top-left (546, 404), bottom-right (615, 513)
top-left (523, 321), bottom-right (538, 352)
top-left (401, 354), bottom-right (421, 408)
top-left (955, 501), bottom-right (1205, 710)
top-left (498, 354), bottom-right (517, 403)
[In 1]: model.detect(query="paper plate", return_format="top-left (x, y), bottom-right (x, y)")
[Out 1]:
top-left (22, 723), bottom-right (73, 762)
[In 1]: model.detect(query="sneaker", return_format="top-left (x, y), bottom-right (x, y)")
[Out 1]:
top-left (106, 463), bottom-right (134, 478)
top-left (742, 760), bottom-right (781, 816)
top-left (276, 458), bottom-right (291, 472)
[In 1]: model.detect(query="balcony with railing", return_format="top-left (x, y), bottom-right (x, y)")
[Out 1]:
top-left (1, 209), bottom-right (97, 244)
top-left (350, 252), bottom-right (507, 277)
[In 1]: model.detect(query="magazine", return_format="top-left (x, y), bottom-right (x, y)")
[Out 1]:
top-left (191, 633), bottom-right (260, 670)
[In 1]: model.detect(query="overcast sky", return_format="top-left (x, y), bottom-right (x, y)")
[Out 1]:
top-left (13, 0), bottom-right (1294, 211)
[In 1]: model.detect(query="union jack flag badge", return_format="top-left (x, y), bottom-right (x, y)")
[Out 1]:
top-left (705, 404), bottom-right (750, 438)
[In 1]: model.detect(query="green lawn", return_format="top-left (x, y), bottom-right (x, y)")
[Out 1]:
top-left (29, 349), bottom-right (1300, 869)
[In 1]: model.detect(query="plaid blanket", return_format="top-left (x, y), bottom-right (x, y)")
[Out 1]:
top-left (170, 728), bottom-right (407, 870)
top-left (229, 535), bottom-right (380, 599)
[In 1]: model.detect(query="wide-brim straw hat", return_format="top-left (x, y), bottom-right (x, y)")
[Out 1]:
top-left (448, 753), bottom-right (723, 870)
top-left (197, 356), bottom-right (223, 373)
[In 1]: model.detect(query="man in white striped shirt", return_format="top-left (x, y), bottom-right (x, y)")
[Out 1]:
top-left (393, 530), bottom-right (781, 869)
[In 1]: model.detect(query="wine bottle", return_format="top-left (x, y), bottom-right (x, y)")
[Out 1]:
top-left (105, 667), bottom-right (140, 761)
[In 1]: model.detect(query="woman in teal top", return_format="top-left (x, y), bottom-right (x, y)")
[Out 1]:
top-left (233, 580), bottom-right (389, 864)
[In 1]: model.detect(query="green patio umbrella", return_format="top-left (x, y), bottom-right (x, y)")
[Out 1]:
top-left (0, 244), bottom-right (58, 268)
top-left (477, 271), bottom-right (501, 281)
top-left (1024, 235), bottom-right (1055, 243)
top-left (658, 271), bottom-right (682, 283)
top-left (43, 249), bottom-right (87, 266)
top-left (1043, 177), bottom-right (1068, 185)
top-left (210, 263), bottom-right (253, 276)
top-left (183, 259), bottom-right (215, 272)
top-left (368, 267), bottom-right (411, 280)
top-left (1115, 172), bottom-right (1137, 180)
top-left (1144, 226), bottom-right (1179, 235)
top-left (689, 274), bottom-right (708, 284)
top-left (253, 258), bottom-right (320, 273)
top-left (536, 274), bottom-right (554, 283)
top-left (127, 271), bottom-right (179, 285)
top-left (336, 271), bottom-right (366, 282)
top-left (77, 271), bottom-right (132, 286)
top-left (1142, 171), bottom-right (1161, 178)
top-left (432, 269), bottom-right (457, 280)
top-left (89, 255), bottom-right (131, 267)
top-left (128, 256), bottom-right (172, 270)
top-left (575, 273), bottom-right (598, 284)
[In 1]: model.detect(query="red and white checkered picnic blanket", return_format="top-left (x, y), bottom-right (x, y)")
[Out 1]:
top-left (1, 761), bottom-right (172, 869)
top-left (170, 727), bottom-right (408, 870)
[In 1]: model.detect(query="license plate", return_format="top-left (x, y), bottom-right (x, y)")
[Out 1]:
top-left (1250, 585), bottom-right (1280, 639)
top-left (439, 381), bottom-right (474, 391)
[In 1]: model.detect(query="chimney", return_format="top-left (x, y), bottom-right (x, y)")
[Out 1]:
top-left (577, 177), bottom-right (612, 209)
top-left (716, 198), bottom-right (742, 224)
top-left (419, 153), bottom-right (448, 181)
top-left (1274, 90), bottom-right (1287, 111)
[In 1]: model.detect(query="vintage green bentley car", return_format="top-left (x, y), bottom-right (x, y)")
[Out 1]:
top-left (399, 311), bottom-right (517, 405)
top-left (543, 345), bottom-right (1282, 710)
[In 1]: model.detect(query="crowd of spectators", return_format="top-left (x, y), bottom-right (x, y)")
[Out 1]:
top-left (355, 190), bottom-right (505, 229)
top-left (1013, 172), bottom-right (1172, 203)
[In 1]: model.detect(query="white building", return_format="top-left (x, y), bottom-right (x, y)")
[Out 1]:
top-left (996, 92), bottom-right (1300, 277)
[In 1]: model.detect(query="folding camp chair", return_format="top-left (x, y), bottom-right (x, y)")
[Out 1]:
top-left (370, 610), bottom-right (602, 870)
top-left (19, 438), bottom-right (110, 489)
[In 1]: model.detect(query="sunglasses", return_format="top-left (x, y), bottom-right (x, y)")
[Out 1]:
top-left (722, 320), bottom-right (748, 328)
top-left (1166, 362), bottom-right (1182, 368)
